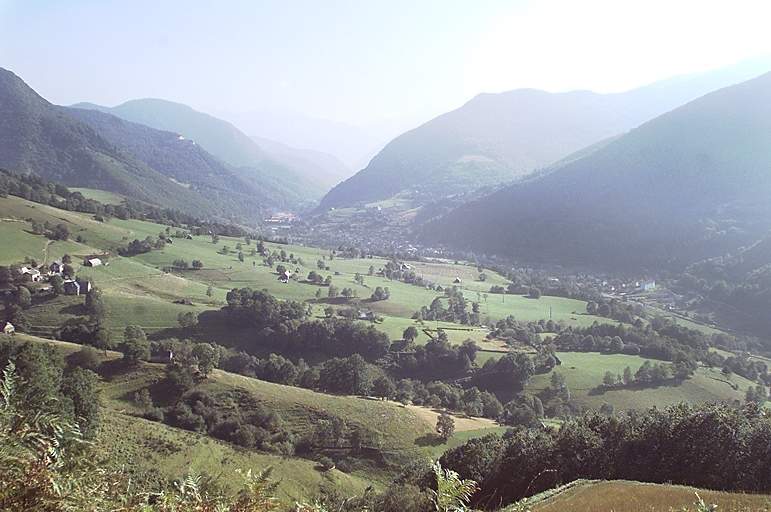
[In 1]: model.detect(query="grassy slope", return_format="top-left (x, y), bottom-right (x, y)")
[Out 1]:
top-left (68, 187), bottom-right (126, 205)
top-left (521, 480), bottom-right (771, 512)
top-left (527, 351), bottom-right (757, 411)
top-left (98, 413), bottom-right (373, 504)
top-left (99, 361), bottom-right (500, 459)
top-left (13, 334), bottom-right (500, 501)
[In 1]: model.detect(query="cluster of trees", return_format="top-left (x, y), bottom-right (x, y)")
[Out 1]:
top-left (488, 316), bottom-right (545, 345)
top-left (413, 287), bottom-right (480, 325)
top-left (55, 286), bottom-right (112, 352)
top-left (170, 258), bottom-right (204, 270)
top-left (118, 235), bottom-right (168, 256)
top-left (224, 288), bottom-right (309, 325)
top-left (0, 339), bottom-right (100, 439)
top-left (219, 288), bottom-right (390, 361)
top-left (298, 416), bottom-right (382, 466)
top-left (598, 359), bottom-right (696, 391)
top-left (30, 220), bottom-right (70, 241)
top-left (720, 354), bottom-right (770, 383)
top-left (551, 320), bottom-right (709, 362)
top-left (216, 343), bottom-right (507, 421)
top-left (370, 286), bottom-right (390, 301)
top-left (471, 352), bottom-right (537, 394)
top-left (586, 298), bottom-right (647, 324)
top-left (439, 402), bottom-right (771, 508)
top-left (395, 333), bottom-right (479, 381)
top-left (306, 270), bottom-right (331, 285)
top-left (530, 372), bottom-right (582, 419)
top-left (379, 259), bottom-right (423, 283)
top-left (139, 382), bottom-right (296, 456)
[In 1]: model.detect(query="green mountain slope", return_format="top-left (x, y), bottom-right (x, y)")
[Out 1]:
top-left (320, 61), bottom-right (771, 210)
top-left (74, 98), bottom-right (332, 202)
top-left (66, 107), bottom-right (281, 218)
top-left (424, 71), bottom-right (771, 270)
top-left (0, 68), bottom-right (222, 216)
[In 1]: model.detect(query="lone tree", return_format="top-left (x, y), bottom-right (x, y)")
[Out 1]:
top-left (528, 287), bottom-right (542, 299)
top-left (122, 325), bottom-right (150, 365)
top-left (403, 326), bottom-right (419, 343)
top-left (85, 287), bottom-right (107, 320)
top-left (436, 412), bottom-right (455, 442)
top-left (372, 375), bottom-right (396, 400)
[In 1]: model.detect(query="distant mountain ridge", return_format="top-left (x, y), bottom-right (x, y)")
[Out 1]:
top-left (320, 59), bottom-right (771, 210)
top-left (0, 67), bottom-right (309, 220)
top-left (250, 135), bottom-right (351, 190)
top-left (73, 99), bottom-right (348, 198)
top-left (424, 71), bottom-right (771, 270)
top-left (0, 67), bottom-right (223, 216)
top-left (65, 107), bottom-right (280, 217)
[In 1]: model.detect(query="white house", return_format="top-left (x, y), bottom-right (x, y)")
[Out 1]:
top-left (49, 260), bottom-right (64, 274)
top-left (20, 266), bottom-right (43, 282)
top-left (3, 322), bottom-right (14, 335)
top-left (84, 258), bottom-right (103, 267)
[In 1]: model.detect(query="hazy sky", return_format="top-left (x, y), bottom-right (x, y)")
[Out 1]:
top-left (2, 0), bottom-right (771, 128)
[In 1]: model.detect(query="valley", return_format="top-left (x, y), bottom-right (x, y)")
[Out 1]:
top-left (3, 19), bottom-right (771, 510)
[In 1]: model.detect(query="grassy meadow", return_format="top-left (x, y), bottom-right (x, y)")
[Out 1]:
top-left (527, 351), bottom-right (755, 411)
top-left (1, 194), bottom-right (610, 345)
top-left (521, 480), bottom-right (771, 512)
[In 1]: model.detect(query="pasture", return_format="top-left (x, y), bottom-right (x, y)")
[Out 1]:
top-left (69, 187), bottom-right (127, 205)
top-left (2, 194), bottom-right (613, 345)
top-left (527, 351), bottom-right (757, 411)
top-left (520, 480), bottom-right (771, 512)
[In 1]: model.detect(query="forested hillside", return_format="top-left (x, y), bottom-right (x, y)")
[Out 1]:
top-left (425, 71), bottom-right (771, 271)
top-left (320, 62), bottom-right (771, 210)
top-left (74, 98), bottom-right (336, 202)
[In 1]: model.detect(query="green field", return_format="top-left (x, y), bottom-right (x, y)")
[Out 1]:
top-left (69, 187), bottom-right (127, 205)
top-left (527, 351), bottom-right (758, 411)
top-left (516, 480), bottom-right (771, 512)
top-left (1, 194), bottom-right (612, 345)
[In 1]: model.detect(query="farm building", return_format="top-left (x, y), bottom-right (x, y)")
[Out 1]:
top-left (63, 279), bottom-right (91, 296)
top-left (278, 270), bottom-right (292, 283)
top-left (357, 310), bottom-right (375, 321)
top-left (63, 280), bottom-right (81, 295)
top-left (3, 322), bottom-right (14, 335)
top-left (150, 350), bottom-right (174, 364)
top-left (453, 277), bottom-right (462, 284)
top-left (49, 260), bottom-right (64, 274)
top-left (19, 266), bottom-right (43, 282)
top-left (84, 257), bottom-right (103, 267)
